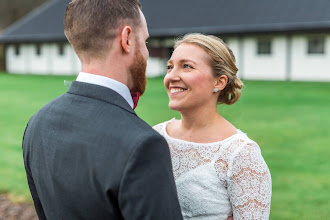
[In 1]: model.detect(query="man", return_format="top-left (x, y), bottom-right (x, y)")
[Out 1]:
top-left (22, 0), bottom-right (183, 219)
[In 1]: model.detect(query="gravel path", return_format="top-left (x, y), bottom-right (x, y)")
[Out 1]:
top-left (0, 195), bottom-right (37, 220)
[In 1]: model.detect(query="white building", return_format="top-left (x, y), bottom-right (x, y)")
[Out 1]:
top-left (5, 43), bottom-right (80, 75)
top-left (226, 34), bottom-right (330, 81)
top-left (1, 0), bottom-right (330, 81)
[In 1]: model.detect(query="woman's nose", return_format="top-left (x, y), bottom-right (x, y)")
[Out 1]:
top-left (166, 67), bottom-right (181, 81)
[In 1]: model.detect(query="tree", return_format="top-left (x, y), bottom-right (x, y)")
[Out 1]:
top-left (0, 0), bottom-right (49, 32)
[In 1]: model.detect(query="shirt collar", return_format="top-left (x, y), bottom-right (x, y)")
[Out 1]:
top-left (76, 72), bottom-right (134, 109)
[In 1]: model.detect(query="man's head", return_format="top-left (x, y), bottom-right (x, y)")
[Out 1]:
top-left (64, 0), bottom-right (149, 95)
top-left (64, 0), bottom-right (142, 59)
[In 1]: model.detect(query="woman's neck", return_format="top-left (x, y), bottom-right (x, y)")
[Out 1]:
top-left (179, 104), bottom-right (220, 132)
top-left (167, 104), bottom-right (237, 143)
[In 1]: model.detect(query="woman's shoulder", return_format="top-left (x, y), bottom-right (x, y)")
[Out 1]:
top-left (220, 130), bottom-right (262, 162)
top-left (224, 131), bottom-right (270, 176)
top-left (152, 118), bottom-right (176, 135)
top-left (229, 129), bottom-right (258, 145)
top-left (236, 132), bottom-right (262, 154)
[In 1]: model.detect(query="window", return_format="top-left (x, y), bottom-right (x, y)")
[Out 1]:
top-left (14, 45), bottom-right (20, 56)
top-left (58, 43), bottom-right (65, 56)
top-left (36, 44), bottom-right (41, 56)
top-left (257, 38), bottom-right (272, 55)
top-left (308, 37), bottom-right (325, 54)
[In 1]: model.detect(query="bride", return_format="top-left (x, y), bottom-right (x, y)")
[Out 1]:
top-left (154, 33), bottom-right (272, 219)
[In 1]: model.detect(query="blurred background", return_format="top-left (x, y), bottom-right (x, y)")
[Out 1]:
top-left (0, 0), bottom-right (329, 219)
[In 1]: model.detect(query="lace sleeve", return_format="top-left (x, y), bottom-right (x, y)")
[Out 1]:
top-left (227, 141), bottom-right (272, 219)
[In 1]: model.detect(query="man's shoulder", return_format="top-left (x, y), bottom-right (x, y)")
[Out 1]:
top-left (27, 94), bottom-right (65, 122)
top-left (111, 111), bottom-right (163, 141)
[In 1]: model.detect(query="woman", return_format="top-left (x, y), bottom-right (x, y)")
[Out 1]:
top-left (154, 33), bottom-right (272, 219)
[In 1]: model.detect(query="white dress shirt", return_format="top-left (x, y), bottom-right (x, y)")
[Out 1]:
top-left (76, 72), bottom-right (134, 109)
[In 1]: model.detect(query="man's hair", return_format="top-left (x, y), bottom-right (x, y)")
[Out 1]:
top-left (64, 0), bottom-right (142, 59)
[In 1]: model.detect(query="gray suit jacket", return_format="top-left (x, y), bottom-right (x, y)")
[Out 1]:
top-left (23, 81), bottom-right (183, 220)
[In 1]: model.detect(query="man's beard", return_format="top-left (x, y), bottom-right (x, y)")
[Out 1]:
top-left (129, 47), bottom-right (147, 95)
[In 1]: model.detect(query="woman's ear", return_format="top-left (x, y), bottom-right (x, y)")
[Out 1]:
top-left (214, 75), bottom-right (228, 91)
top-left (121, 26), bottom-right (132, 53)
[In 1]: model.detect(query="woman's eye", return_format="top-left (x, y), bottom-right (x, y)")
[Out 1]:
top-left (167, 65), bottom-right (173, 70)
top-left (183, 64), bottom-right (192, 69)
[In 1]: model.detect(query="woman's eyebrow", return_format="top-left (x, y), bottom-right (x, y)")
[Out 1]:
top-left (167, 59), bottom-right (197, 64)
top-left (179, 59), bottom-right (197, 64)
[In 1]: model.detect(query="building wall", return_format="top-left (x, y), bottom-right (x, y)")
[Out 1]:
top-left (290, 34), bottom-right (330, 81)
top-left (241, 35), bottom-right (287, 80)
top-left (5, 33), bottom-right (330, 81)
top-left (6, 43), bottom-right (165, 77)
top-left (48, 43), bottom-right (80, 75)
top-left (6, 44), bottom-right (28, 73)
top-left (226, 37), bottom-right (241, 77)
top-left (29, 44), bottom-right (50, 74)
top-left (6, 43), bottom-right (81, 75)
top-left (226, 33), bottom-right (330, 81)
top-left (146, 57), bottom-right (167, 77)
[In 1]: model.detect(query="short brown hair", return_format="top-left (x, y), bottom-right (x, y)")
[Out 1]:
top-left (175, 33), bottom-right (243, 105)
top-left (64, 0), bottom-right (142, 59)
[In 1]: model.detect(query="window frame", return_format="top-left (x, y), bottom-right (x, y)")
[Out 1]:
top-left (257, 38), bottom-right (272, 55)
top-left (307, 36), bottom-right (325, 55)
top-left (35, 44), bottom-right (42, 56)
top-left (58, 43), bottom-right (65, 56)
top-left (14, 45), bottom-right (20, 56)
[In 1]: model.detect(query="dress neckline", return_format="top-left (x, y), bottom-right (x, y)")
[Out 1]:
top-left (162, 118), bottom-right (244, 146)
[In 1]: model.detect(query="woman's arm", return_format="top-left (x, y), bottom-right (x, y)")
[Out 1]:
top-left (227, 141), bottom-right (272, 220)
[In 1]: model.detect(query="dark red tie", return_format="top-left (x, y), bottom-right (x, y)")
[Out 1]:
top-left (131, 92), bottom-right (140, 110)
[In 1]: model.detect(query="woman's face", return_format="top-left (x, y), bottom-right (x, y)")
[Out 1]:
top-left (164, 43), bottom-right (218, 112)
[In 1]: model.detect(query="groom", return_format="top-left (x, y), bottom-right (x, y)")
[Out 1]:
top-left (22, 0), bottom-right (182, 219)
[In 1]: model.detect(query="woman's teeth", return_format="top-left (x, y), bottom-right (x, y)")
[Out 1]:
top-left (170, 88), bottom-right (185, 94)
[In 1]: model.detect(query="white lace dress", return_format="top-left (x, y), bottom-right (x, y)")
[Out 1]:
top-left (153, 119), bottom-right (272, 220)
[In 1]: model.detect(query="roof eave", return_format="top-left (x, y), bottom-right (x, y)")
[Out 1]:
top-left (0, 34), bottom-right (67, 44)
top-left (149, 22), bottom-right (330, 37)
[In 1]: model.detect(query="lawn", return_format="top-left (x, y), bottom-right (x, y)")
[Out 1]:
top-left (0, 73), bottom-right (329, 219)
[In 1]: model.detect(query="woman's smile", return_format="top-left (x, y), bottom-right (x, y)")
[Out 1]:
top-left (170, 87), bottom-right (187, 95)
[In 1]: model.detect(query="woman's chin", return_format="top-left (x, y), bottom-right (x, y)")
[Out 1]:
top-left (168, 101), bottom-right (188, 112)
top-left (168, 102), bottom-right (182, 112)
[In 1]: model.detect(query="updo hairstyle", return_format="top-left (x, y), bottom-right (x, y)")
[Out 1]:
top-left (174, 33), bottom-right (243, 105)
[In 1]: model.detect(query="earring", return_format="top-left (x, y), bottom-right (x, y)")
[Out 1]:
top-left (213, 88), bottom-right (219, 93)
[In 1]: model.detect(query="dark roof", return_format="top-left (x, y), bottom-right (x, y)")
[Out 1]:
top-left (144, 0), bottom-right (330, 37)
top-left (0, 0), bottom-right (70, 43)
top-left (1, 0), bottom-right (330, 43)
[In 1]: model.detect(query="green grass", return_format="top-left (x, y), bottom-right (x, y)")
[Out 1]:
top-left (0, 73), bottom-right (329, 219)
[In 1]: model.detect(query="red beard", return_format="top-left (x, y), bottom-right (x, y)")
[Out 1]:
top-left (129, 47), bottom-right (147, 96)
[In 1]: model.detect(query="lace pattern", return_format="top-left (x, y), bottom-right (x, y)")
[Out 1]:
top-left (154, 119), bottom-right (272, 220)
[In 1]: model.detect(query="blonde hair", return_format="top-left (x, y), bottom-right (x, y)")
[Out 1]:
top-left (174, 33), bottom-right (243, 105)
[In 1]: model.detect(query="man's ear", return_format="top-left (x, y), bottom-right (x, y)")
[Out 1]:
top-left (214, 75), bottom-right (228, 91)
top-left (121, 26), bottom-right (133, 53)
